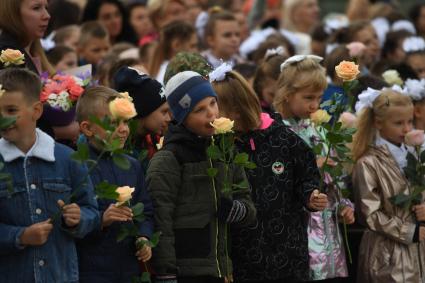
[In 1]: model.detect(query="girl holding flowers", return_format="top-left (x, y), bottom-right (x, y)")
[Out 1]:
top-left (210, 63), bottom-right (328, 282)
top-left (75, 86), bottom-right (154, 283)
top-left (274, 55), bottom-right (355, 282)
top-left (352, 88), bottom-right (425, 283)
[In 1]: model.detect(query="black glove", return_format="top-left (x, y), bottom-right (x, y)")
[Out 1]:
top-left (218, 197), bottom-right (247, 223)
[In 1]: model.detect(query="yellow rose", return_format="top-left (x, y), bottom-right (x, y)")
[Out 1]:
top-left (382, 70), bottom-right (403, 86)
top-left (120, 91), bottom-right (133, 102)
top-left (109, 98), bottom-right (137, 120)
top-left (335, 60), bottom-right (360, 81)
top-left (115, 186), bottom-right (135, 205)
top-left (310, 109), bottom-right (331, 125)
top-left (0, 49), bottom-right (25, 67)
top-left (210, 117), bottom-right (234, 134)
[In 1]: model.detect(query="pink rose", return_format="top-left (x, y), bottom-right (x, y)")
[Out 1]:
top-left (339, 112), bottom-right (357, 129)
top-left (346, 42), bottom-right (366, 58)
top-left (109, 98), bottom-right (137, 120)
top-left (405, 130), bottom-right (425, 146)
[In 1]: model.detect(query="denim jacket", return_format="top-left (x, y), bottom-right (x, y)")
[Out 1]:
top-left (0, 129), bottom-right (99, 283)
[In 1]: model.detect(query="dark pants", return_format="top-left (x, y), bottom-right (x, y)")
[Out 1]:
top-left (179, 277), bottom-right (224, 283)
top-left (235, 278), bottom-right (300, 283)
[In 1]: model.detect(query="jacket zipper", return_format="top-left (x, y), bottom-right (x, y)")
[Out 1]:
top-left (209, 158), bottom-right (222, 278)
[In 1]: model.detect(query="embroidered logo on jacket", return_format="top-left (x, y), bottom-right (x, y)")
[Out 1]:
top-left (272, 161), bottom-right (284, 175)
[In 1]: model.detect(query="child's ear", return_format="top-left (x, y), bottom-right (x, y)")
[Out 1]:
top-left (414, 104), bottom-right (423, 119)
top-left (171, 38), bottom-right (181, 52)
top-left (374, 118), bottom-right (383, 130)
top-left (32, 101), bottom-right (43, 121)
top-left (80, 121), bottom-right (94, 137)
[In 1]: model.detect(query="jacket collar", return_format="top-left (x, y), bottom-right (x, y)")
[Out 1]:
top-left (375, 135), bottom-right (409, 170)
top-left (0, 128), bottom-right (55, 162)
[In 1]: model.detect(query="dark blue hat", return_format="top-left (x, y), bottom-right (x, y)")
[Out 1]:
top-left (163, 71), bottom-right (217, 124)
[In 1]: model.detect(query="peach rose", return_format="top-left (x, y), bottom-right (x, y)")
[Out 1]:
top-left (310, 109), bottom-right (331, 125)
top-left (210, 117), bottom-right (234, 134)
top-left (338, 112), bottom-right (357, 129)
top-left (405, 130), bottom-right (425, 147)
top-left (109, 98), bottom-right (137, 120)
top-left (120, 91), bottom-right (133, 102)
top-left (335, 61), bottom-right (360, 81)
top-left (115, 186), bottom-right (135, 205)
top-left (0, 49), bottom-right (25, 66)
top-left (346, 42), bottom-right (366, 58)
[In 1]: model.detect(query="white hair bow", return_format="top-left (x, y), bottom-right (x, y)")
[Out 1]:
top-left (392, 20), bottom-right (416, 34)
top-left (264, 46), bottom-right (286, 59)
top-left (403, 79), bottom-right (425, 101)
top-left (355, 87), bottom-right (381, 114)
top-left (41, 32), bottom-right (56, 52)
top-left (280, 55), bottom-right (323, 72)
top-left (403, 36), bottom-right (425, 53)
top-left (209, 62), bottom-right (233, 82)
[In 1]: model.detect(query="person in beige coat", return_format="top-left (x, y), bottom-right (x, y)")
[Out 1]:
top-left (352, 89), bottom-right (425, 283)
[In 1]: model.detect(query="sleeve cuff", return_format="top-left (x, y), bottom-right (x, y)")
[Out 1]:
top-left (14, 227), bottom-right (26, 250)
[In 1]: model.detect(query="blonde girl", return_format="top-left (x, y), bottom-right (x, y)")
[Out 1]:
top-left (274, 55), bottom-right (355, 281)
top-left (352, 89), bottom-right (425, 283)
top-left (211, 63), bottom-right (328, 282)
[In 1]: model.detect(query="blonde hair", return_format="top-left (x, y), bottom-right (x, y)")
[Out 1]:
top-left (352, 90), bottom-right (413, 161)
top-left (212, 71), bottom-right (261, 132)
top-left (282, 0), bottom-right (305, 31)
top-left (78, 21), bottom-right (109, 48)
top-left (0, 0), bottom-right (55, 75)
top-left (148, 0), bottom-right (185, 29)
top-left (273, 58), bottom-right (327, 115)
top-left (76, 86), bottom-right (119, 123)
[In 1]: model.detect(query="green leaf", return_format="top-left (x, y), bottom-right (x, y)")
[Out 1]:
top-left (327, 132), bottom-right (344, 144)
top-left (106, 138), bottom-right (122, 152)
top-left (71, 143), bottom-right (89, 164)
top-left (207, 167), bottom-right (218, 177)
top-left (89, 115), bottom-right (114, 131)
top-left (234, 153), bottom-right (249, 165)
top-left (138, 150), bottom-right (149, 162)
top-left (244, 161), bottom-right (257, 169)
top-left (141, 272), bottom-right (151, 283)
top-left (0, 116), bottom-right (16, 130)
top-left (389, 193), bottom-right (413, 209)
top-left (207, 145), bottom-right (222, 160)
top-left (313, 143), bottom-right (323, 155)
top-left (117, 226), bottom-right (130, 242)
top-left (131, 202), bottom-right (145, 222)
top-left (112, 154), bottom-right (130, 170)
top-left (232, 179), bottom-right (249, 189)
top-left (95, 181), bottom-right (119, 200)
top-left (149, 231), bottom-right (161, 247)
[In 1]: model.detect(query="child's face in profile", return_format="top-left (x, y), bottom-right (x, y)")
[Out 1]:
top-left (138, 102), bottom-right (171, 136)
top-left (414, 101), bottom-right (425, 130)
top-left (286, 87), bottom-right (323, 119)
top-left (376, 105), bottom-right (413, 145)
top-left (261, 78), bottom-right (277, 106)
top-left (207, 19), bottom-right (241, 60)
top-left (0, 91), bottom-right (41, 147)
top-left (88, 107), bottom-right (130, 149)
top-left (78, 37), bottom-right (110, 65)
top-left (55, 52), bottom-right (78, 72)
top-left (184, 97), bottom-right (218, 137)
top-left (407, 53), bottom-right (425, 79)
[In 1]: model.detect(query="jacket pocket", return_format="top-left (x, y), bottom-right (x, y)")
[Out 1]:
top-left (174, 215), bottom-right (211, 258)
top-left (42, 182), bottom-right (72, 213)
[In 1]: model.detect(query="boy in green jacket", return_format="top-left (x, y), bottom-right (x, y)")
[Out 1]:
top-left (146, 71), bottom-right (256, 283)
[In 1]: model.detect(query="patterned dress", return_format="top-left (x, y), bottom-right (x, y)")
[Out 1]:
top-left (283, 117), bottom-right (350, 280)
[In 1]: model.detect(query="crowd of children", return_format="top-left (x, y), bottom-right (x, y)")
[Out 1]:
top-left (2, 0), bottom-right (425, 283)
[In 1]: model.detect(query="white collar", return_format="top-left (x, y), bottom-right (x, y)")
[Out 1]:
top-left (0, 128), bottom-right (55, 162)
top-left (375, 135), bottom-right (408, 170)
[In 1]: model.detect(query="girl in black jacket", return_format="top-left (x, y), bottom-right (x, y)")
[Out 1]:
top-left (211, 66), bottom-right (328, 283)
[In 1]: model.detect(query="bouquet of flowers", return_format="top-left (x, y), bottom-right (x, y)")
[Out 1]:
top-left (40, 73), bottom-right (90, 126)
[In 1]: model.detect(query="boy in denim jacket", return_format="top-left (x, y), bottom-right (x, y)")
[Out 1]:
top-left (76, 86), bottom-right (154, 282)
top-left (0, 68), bottom-right (99, 283)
